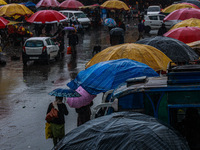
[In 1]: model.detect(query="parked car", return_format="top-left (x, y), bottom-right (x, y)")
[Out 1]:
top-left (59, 10), bottom-right (91, 29)
top-left (147, 5), bottom-right (161, 15)
top-left (143, 14), bottom-right (176, 33)
top-left (22, 37), bottom-right (60, 65)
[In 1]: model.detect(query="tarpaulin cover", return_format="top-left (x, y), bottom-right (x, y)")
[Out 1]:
top-left (67, 59), bottom-right (158, 95)
top-left (136, 36), bottom-right (199, 62)
top-left (67, 86), bottom-right (96, 108)
top-left (53, 112), bottom-right (190, 150)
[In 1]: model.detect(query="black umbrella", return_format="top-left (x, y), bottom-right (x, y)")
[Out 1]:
top-left (110, 27), bottom-right (125, 36)
top-left (53, 112), bottom-right (189, 150)
top-left (136, 36), bottom-right (199, 63)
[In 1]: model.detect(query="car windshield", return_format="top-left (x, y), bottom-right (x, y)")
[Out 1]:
top-left (148, 7), bottom-right (160, 12)
top-left (25, 40), bottom-right (44, 47)
top-left (74, 13), bottom-right (87, 18)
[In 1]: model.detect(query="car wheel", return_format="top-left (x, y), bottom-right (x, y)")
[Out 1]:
top-left (144, 26), bottom-right (151, 34)
top-left (55, 52), bottom-right (61, 61)
top-left (45, 54), bottom-right (50, 65)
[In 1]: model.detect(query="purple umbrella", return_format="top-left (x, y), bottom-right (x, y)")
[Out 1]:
top-left (63, 26), bottom-right (75, 30)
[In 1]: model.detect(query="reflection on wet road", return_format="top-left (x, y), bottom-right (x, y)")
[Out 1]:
top-left (0, 21), bottom-right (140, 149)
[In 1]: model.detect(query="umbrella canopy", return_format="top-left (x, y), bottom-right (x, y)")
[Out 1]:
top-left (53, 112), bottom-right (190, 150)
top-left (48, 88), bottom-right (81, 97)
top-left (101, 0), bottom-right (130, 11)
top-left (59, 0), bottom-right (84, 10)
top-left (26, 10), bottom-right (67, 24)
top-left (110, 27), bottom-right (124, 36)
top-left (0, 4), bottom-right (34, 17)
top-left (0, 17), bottom-right (9, 29)
top-left (0, 0), bottom-right (7, 5)
top-left (161, 3), bottom-right (199, 14)
top-left (63, 26), bottom-right (76, 30)
top-left (179, 0), bottom-right (200, 8)
top-left (67, 59), bottom-right (159, 95)
top-left (21, 1), bottom-right (36, 7)
top-left (104, 18), bottom-right (116, 27)
top-left (36, 0), bottom-right (60, 8)
top-left (136, 36), bottom-right (199, 63)
top-left (85, 43), bottom-right (172, 72)
top-left (170, 18), bottom-right (200, 30)
top-left (164, 26), bottom-right (200, 44)
top-left (164, 8), bottom-right (200, 21)
top-left (79, 4), bottom-right (100, 9)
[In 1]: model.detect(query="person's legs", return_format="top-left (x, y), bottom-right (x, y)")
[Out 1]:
top-left (53, 137), bottom-right (58, 146)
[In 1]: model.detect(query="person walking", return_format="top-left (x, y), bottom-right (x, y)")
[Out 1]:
top-left (46, 96), bottom-right (68, 146)
top-left (137, 19), bottom-right (144, 41)
top-left (67, 30), bottom-right (78, 59)
top-left (75, 101), bottom-right (93, 126)
top-left (157, 23), bottom-right (167, 36)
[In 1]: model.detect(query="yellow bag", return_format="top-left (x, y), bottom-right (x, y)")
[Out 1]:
top-left (45, 122), bottom-right (52, 139)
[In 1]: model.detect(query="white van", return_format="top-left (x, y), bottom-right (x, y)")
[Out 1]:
top-left (59, 10), bottom-right (91, 29)
top-left (147, 6), bottom-right (161, 15)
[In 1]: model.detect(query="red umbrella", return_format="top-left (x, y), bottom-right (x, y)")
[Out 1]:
top-left (0, 17), bottom-right (9, 29)
top-left (164, 8), bottom-right (200, 21)
top-left (26, 10), bottom-right (67, 24)
top-left (59, 0), bottom-right (84, 9)
top-left (181, 2), bottom-right (199, 9)
top-left (36, 0), bottom-right (60, 8)
top-left (164, 26), bottom-right (200, 44)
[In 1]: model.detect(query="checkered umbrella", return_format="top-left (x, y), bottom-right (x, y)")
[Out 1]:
top-left (53, 112), bottom-right (190, 150)
top-left (48, 88), bottom-right (81, 97)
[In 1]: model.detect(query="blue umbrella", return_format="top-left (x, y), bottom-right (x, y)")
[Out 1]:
top-left (67, 59), bottom-right (159, 95)
top-left (104, 18), bottom-right (116, 27)
top-left (48, 88), bottom-right (81, 97)
top-left (20, 1), bottom-right (36, 7)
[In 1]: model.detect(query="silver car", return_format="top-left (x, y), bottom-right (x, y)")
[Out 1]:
top-left (22, 37), bottom-right (60, 65)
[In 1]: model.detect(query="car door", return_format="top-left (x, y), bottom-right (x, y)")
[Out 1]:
top-left (50, 38), bottom-right (59, 57)
top-left (148, 15), bottom-right (160, 29)
top-left (45, 38), bottom-right (54, 60)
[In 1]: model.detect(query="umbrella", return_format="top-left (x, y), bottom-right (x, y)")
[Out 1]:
top-left (104, 18), bottom-right (116, 27)
top-left (161, 3), bottom-right (199, 14)
top-left (48, 88), bottom-right (81, 97)
top-left (67, 59), bottom-right (159, 95)
top-left (79, 4), bottom-right (100, 9)
top-left (53, 112), bottom-right (190, 150)
top-left (0, 4), bottom-right (34, 17)
top-left (164, 8), bottom-right (200, 21)
top-left (179, 0), bottom-right (200, 8)
top-left (21, 1), bottom-right (36, 7)
top-left (164, 26), bottom-right (200, 44)
top-left (170, 18), bottom-right (200, 30)
top-left (36, 0), bottom-right (60, 8)
top-left (63, 26), bottom-right (76, 30)
top-left (101, 0), bottom-right (130, 11)
top-left (67, 86), bottom-right (97, 108)
top-left (0, 0), bottom-right (6, 5)
top-left (85, 43), bottom-right (172, 72)
top-left (110, 27), bottom-right (124, 36)
top-left (59, 0), bottom-right (84, 10)
top-left (0, 17), bottom-right (9, 29)
top-left (136, 36), bottom-right (199, 63)
top-left (26, 10), bottom-right (67, 24)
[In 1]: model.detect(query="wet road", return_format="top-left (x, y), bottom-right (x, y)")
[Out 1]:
top-left (0, 19), bottom-right (154, 149)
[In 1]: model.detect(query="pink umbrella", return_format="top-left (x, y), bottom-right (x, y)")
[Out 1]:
top-left (164, 26), bottom-right (200, 44)
top-left (59, 0), bottom-right (84, 10)
top-left (0, 17), bottom-right (9, 29)
top-left (67, 86), bottom-right (96, 108)
top-left (26, 10), bottom-right (67, 24)
top-left (36, 0), bottom-right (60, 8)
top-left (164, 8), bottom-right (200, 21)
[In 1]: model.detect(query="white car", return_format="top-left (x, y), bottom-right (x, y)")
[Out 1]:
top-left (59, 10), bottom-right (91, 29)
top-left (22, 37), bottom-right (60, 65)
top-left (143, 14), bottom-right (175, 33)
top-left (147, 5), bottom-right (161, 15)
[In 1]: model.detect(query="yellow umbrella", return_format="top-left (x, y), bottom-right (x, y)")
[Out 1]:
top-left (86, 43), bottom-right (172, 71)
top-left (0, 0), bottom-right (7, 5)
top-left (170, 18), bottom-right (200, 30)
top-left (161, 3), bottom-right (197, 14)
top-left (101, 0), bottom-right (130, 11)
top-left (187, 40), bottom-right (200, 56)
top-left (0, 3), bottom-right (34, 17)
